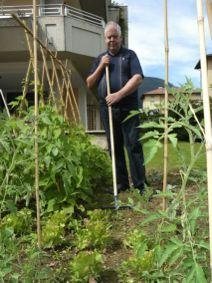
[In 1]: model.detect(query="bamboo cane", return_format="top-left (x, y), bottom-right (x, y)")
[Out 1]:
top-left (50, 56), bottom-right (65, 110)
top-left (66, 71), bottom-right (81, 123)
top-left (24, 28), bottom-right (42, 89)
top-left (59, 61), bottom-right (77, 122)
top-left (40, 46), bottom-right (56, 105)
top-left (196, 0), bottom-right (212, 279)
top-left (60, 60), bottom-right (68, 101)
top-left (162, 0), bottom-right (169, 211)
top-left (66, 79), bottom-right (77, 123)
top-left (0, 89), bottom-right (10, 117)
top-left (59, 61), bottom-right (73, 121)
top-left (33, 0), bottom-right (41, 249)
top-left (21, 59), bottom-right (32, 110)
top-left (40, 61), bottom-right (45, 106)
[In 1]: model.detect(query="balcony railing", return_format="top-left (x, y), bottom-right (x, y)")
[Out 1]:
top-left (0, 4), bottom-right (105, 27)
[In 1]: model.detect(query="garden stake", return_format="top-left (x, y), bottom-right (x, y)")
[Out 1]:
top-left (196, 0), bottom-right (212, 278)
top-left (162, 0), bottom-right (169, 211)
top-left (33, 0), bottom-right (41, 248)
top-left (0, 89), bottom-right (10, 117)
top-left (103, 65), bottom-right (132, 210)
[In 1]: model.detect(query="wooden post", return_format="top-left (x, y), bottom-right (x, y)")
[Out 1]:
top-left (33, 0), bottom-right (41, 248)
top-left (196, 0), bottom-right (212, 279)
top-left (162, 0), bottom-right (169, 211)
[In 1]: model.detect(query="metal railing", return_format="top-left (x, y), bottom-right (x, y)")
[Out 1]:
top-left (0, 4), bottom-right (105, 27)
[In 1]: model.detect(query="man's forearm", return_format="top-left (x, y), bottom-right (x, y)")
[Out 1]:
top-left (105, 74), bottom-right (142, 106)
top-left (86, 64), bottom-right (104, 89)
top-left (119, 74), bottom-right (142, 98)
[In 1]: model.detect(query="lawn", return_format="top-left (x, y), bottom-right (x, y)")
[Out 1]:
top-left (144, 141), bottom-right (206, 171)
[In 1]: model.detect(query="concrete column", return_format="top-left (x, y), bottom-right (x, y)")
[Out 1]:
top-left (78, 86), bottom-right (87, 129)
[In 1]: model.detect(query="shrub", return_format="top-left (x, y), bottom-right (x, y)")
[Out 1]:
top-left (0, 106), bottom-right (112, 214)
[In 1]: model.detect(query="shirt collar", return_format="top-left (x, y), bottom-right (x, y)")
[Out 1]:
top-left (107, 46), bottom-right (123, 57)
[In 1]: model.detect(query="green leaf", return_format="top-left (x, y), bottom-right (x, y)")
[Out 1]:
top-left (140, 130), bottom-right (160, 140)
top-left (161, 223), bottom-right (177, 233)
top-left (198, 241), bottom-right (209, 250)
top-left (183, 265), bottom-right (195, 283)
top-left (168, 134), bottom-right (178, 148)
top-left (143, 139), bottom-right (162, 164)
top-left (54, 128), bottom-right (61, 138)
top-left (139, 121), bottom-right (164, 129)
top-left (124, 110), bottom-right (140, 121)
top-left (141, 213), bottom-right (162, 225)
top-left (170, 237), bottom-right (184, 247)
top-left (42, 116), bottom-right (52, 125)
top-left (47, 198), bottom-right (56, 212)
top-left (52, 147), bottom-right (59, 157)
top-left (159, 244), bottom-right (179, 267)
top-left (195, 263), bottom-right (207, 283)
top-left (76, 166), bottom-right (83, 188)
top-left (168, 247), bottom-right (183, 266)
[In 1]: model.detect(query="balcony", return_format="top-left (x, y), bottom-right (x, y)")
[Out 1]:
top-left (0, 4), bottom-right (105, 58)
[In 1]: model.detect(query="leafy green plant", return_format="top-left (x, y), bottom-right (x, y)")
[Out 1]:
top-left (119, 81), bottom-right (209, 282)
top-left (0, 105), bottom-right (112, 214)
top-left (41, 209), bottom-right (70, 248)
top-left (0, 208), bottom-right (33, 235)
top-left (20, 246), bottom-right (52, 282)
top-left (71, 209), bottom-right (112, 251)
top-left (119, 229), bottom-right (155, 282)
top-left (69, 250), bottom-right (103, 283)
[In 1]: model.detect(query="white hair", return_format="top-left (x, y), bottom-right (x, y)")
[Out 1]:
top-left (104, 21), bottom-right (122, 36)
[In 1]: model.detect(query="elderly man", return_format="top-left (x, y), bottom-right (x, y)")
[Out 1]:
top-left (86, 21), bottom-right (146, 193)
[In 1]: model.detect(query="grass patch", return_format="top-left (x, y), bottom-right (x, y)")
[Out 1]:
top-left (144, 141), bottom-right (206, 171)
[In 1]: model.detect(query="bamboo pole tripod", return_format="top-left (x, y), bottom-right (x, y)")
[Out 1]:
top-left (196, 0), bottom-right (212, 279)
top-left (12, 13), bottom-right (80, 124)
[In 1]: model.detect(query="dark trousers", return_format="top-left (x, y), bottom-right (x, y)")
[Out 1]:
top-left (100, 105), bottom-right (146, 189)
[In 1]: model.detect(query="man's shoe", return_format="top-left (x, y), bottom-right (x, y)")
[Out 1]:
top-left (138, 184), bottom-right (145, 195)
top-left (117, 183), bottom-right (130, 193)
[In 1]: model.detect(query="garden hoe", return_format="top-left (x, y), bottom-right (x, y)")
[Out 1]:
top-left (101, 65), bottom-right (132, 210)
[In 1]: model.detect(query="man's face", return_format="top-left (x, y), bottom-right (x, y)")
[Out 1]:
top-left (105, 27), bottom-right (122, 55)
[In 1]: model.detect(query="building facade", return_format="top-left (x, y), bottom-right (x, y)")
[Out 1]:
top-left (142, 87), bottom-right (201, 110)
top-left (0, 0), bottom-right (128, 132)
top-left (195, 54), bottom-right (212, 98)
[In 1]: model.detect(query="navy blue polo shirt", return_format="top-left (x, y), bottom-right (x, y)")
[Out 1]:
top-left (89, 47), bottom-right (144, 110)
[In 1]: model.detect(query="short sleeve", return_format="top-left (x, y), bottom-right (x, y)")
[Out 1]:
top-left (129, 50), bottom-right (144, 79)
